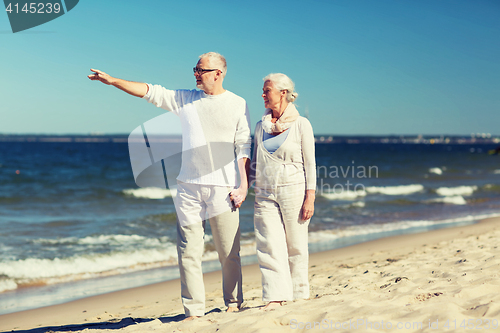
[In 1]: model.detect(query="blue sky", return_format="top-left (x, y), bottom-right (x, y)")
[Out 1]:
top-left (1, 0), bottom-right (499, 135)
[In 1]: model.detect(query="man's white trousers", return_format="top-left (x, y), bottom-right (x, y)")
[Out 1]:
top-left (175, 181), bottom-right (242, 317)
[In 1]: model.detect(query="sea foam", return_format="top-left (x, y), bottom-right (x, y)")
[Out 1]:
top-left (308, 212), bottom-right (500, 243)
top-left (435, 186), bottom-right (477, 196)
top-left (321, 189), bottom-right (367, 200)
top-left (123, 187), bottom-right (177, 199)
top-left (0, 245), bottom-right (179, 292)
top-left (0, 232), bottom-right (245, 292)
top-left (308, 220), bottom-right (439, 242)
top-left (429, 167), bottom-right (443, 175)
top-left (365, 184), bottom-right (424, 195)
top-left (0, 279), bottom-right (17, 293)
top-left (428, 196), bottom-right (467, 205)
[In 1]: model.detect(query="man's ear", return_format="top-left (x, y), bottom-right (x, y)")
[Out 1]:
top-left (215, 70), bottom-right (222, 81)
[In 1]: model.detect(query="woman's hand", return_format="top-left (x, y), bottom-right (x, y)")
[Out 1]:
top-left (301, 190), bottom-right (315, 220)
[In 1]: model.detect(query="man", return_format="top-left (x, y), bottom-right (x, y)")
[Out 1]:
top-left (88, 52), bottom-right (251, 319)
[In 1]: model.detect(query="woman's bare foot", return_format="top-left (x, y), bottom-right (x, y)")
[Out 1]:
top-left (182, 316), bottom-right (200, 322)
top-left (260, 301), bottom-right (284, 311)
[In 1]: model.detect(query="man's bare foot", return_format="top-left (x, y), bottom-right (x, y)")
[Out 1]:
top-left (226, 306), bottom-right (240, 313)
top-left (182, 316), bottom-right (200, 322)
top-left (260, 301), bottom-right (284, 311)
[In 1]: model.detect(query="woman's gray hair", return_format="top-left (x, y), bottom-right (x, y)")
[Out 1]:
top-left (199, 52), bottom-right (227, 77)
top-left (263, 73), bottom-right (299, 103)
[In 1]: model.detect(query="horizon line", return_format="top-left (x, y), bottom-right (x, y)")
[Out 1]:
top-left (0, 133), bottom-right (499, 138)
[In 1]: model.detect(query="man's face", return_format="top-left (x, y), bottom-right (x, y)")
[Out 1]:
top-left (194, 57), bottom-right (218, 92)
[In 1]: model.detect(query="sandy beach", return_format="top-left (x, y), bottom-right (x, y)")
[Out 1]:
top-left (1, 217), bottom-right (499, 333)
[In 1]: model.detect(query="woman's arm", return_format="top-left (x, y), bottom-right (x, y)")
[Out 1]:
top-left (248, 122), bottom-right (260, 189)
top-left (301, 119), bottom-right (316, 220)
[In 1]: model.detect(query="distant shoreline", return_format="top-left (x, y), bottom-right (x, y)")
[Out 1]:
top-left (0, 133), bottom-right (499, 145)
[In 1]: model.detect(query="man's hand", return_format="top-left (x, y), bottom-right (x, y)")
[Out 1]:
top-left (88, 69), bottom-right (115, 85)
top-left (230, 186), bottom-right (247, 209)
top-left (230, 157), bottom-right (250, 209)
top-left (87, 68), bottom-right (148, 98)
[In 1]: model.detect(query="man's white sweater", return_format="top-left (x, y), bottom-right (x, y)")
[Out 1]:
top-left (143, 84), bottom-right (251, 187)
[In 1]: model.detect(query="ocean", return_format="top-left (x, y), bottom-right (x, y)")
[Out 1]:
top-left (1, 135), bottom-right (500, 315)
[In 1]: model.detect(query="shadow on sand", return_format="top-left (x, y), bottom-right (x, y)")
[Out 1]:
top-left (4, 309), bottom-right (223, 333)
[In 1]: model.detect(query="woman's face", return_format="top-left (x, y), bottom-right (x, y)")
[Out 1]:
top-left (262, 80), bottom-right (285, 111)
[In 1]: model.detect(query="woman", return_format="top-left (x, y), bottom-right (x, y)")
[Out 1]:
top-left (251, 73), bottom-right (316, 310)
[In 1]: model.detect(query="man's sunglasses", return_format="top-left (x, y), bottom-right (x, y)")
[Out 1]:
top-left (193, 67), bottom-right (219, 75)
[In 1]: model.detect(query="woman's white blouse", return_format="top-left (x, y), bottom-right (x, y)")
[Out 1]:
top-left (251, 117), bottom-right (316, 191)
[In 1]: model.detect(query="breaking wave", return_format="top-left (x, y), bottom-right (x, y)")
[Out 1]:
top-left (123, 187), bottom-right (177, 199)
top-left (435, 186), bottom-right (477, 197)
top-left (365, 184), bottom-right (424, 195)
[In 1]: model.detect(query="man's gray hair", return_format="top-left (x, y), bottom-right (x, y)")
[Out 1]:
top-left (263, 73), bottom-right (299, 103)
top-left (199, 52), bottom-right (227, 77)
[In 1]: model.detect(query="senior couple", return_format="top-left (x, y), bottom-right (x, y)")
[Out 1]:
top-left (88, 52), bottom-right (316, 319)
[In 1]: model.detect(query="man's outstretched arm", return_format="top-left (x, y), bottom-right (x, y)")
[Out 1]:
top-left (88, 68), bottom-right (148, 98)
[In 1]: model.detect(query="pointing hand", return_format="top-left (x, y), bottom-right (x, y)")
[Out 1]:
top-left (88, 68), bottom-right (115, 85)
